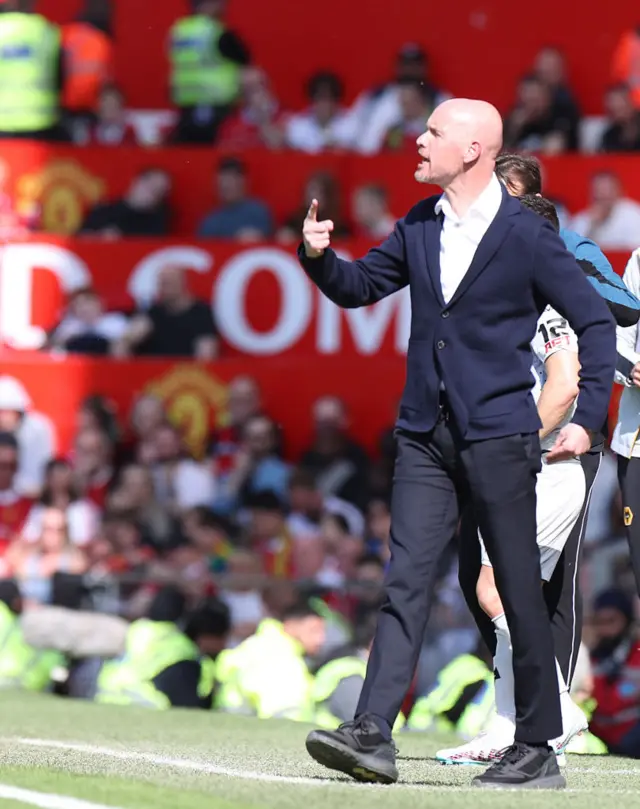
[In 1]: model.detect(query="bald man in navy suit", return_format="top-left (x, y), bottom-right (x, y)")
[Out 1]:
top-left (298, 98), bottom-right (616, 791)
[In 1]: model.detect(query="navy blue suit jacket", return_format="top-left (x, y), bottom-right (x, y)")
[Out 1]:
top-left (298, 187), bottom-right (616, 440)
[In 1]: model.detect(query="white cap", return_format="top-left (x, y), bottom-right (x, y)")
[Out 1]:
top-left (0, 376), bottom-right (31, 411)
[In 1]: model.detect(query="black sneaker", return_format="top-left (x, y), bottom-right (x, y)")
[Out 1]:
top-left (305, 716), bottom-right (398, 784)
top-left (472, 742), bottom-right (566, 790)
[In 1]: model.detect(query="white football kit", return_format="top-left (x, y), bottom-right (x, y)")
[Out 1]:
top-left (479, 305), bottom-right (586, 581)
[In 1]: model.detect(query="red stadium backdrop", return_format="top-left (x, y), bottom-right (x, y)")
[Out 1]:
top-left (3, 142), bottom-right (640, 239)
top-left (0, 237), bottom-right (626, 460)
top-left (39, 0), bottom-right (638, 114)
top-left (0, 237), bottom-right (631, 356)
top-left (0, 354), bottom-right (404, 462)
top-left (0, 354), bottom-right (623, 465)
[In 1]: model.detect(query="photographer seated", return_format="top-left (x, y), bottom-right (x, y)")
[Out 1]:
top-left (95, 586), bottom-right (219, 709)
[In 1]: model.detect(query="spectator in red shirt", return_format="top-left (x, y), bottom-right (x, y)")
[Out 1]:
top-left (0, 432), bottom-right (34, 556)
top-left (217, 67), bottom-right (285, 150)
top-left (73, 84), bottom-right (138, 146)
top-left (244, 490), bottom-right (296, 579)
top-left (210, 375), bottom-right (263, 478)
top-left (72, 427), bottom-right (116, 509)
top-left (122, 394), bottom-right (166, 467)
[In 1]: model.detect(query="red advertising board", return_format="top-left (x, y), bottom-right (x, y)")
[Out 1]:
top-left (0, 354), bottom-right (404, 461)
top-left (0, 353), bottom-right (623, 463)
top-left (0, 238), bottom-right (631, 358)
top-left (39, 0), bottom-right (638, 115)
top-left (3, 142), bottom-right (640, 239)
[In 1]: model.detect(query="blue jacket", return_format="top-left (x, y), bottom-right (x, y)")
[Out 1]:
top-left (299, 188), bottom-right (616, 438)
top-left (560, 228), bottom-right (640, 327)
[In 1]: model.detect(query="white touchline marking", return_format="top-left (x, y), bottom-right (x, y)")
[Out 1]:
top-left (0, 783), bottom-right (122, 809)
top-left (5, 738), bottom-right (640, 792)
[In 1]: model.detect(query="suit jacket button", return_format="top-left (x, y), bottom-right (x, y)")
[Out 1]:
top-left (441, 311), bottom-right (450, 318)
top-left (437, 340), bottom-right (446, 349)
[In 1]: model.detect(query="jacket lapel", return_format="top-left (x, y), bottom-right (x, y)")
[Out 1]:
top-left (447, 189), bottom-right (518, 306)
top-left (425, 210), bottom-right (445, 307)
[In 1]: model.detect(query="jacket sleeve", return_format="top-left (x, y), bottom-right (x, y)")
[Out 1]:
top-left (297, 219), bottom-right (409, 308)
top-left (615, 250), bottom-right (640, 386)
top-left (573, 235), bottom-right (640, 326)
top-left (532, 221), bottom-right (616, 433)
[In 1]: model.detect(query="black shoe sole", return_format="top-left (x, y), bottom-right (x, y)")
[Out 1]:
top-left (472, 773), bottom-right (567, 790)
top-left (305, 731), bottom-right (399, 785)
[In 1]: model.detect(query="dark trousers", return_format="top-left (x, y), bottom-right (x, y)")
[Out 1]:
top-left (356, 411), bottom-right (562, 743)
top-left (617, 455), bottom-right (640, 596)
top-left (459, 451), bottom-right (601, 687)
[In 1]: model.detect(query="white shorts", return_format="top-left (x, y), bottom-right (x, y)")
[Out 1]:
top-left (479, 456), bottom-right (586, 581)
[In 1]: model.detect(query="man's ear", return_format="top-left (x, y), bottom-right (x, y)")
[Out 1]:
top-left (464, 141), bottom-right (481, 164)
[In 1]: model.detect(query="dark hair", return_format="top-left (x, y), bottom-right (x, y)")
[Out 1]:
top-left (281, 598), bottom-right (322, 622)
top-left (357, 553), bottom-right (385, 570)
top-left (495, 153), bottom-right (542, 195)
top-left (593, 588), bottom-right (634, 624)
top-left (323, 512), bottom-right (350, 535)
top-left (218, 156), bottom-right (246, 175)
top-left (245, 489), bottom-right (286, 514)
top-left (519, 194), bottom-right (560, 232)
top-left (353, 612), bottom-right (378, 649)
top-left (100, 83), bottom-right (124, 101)
top-left (0, 578), bottom-right (20, 611)
top-left (0, 432), bottom-right (18, 452)
top-left (69, 286), bottom-right (99, 302)
top-left (102, 509), bottom-right (141, 531)
top-left (188, 505), bottom-right (234, 536)
top-left (41, 458), bottom-right (81, 506)
top-left (288, 467), bottom-right (318, 491)
top-left (606, 82), bottom-right (632, 97)
top-left (397, 77), bottom-right (431, 100)
top-left (307, 71), bottom-right (343, 102)
top-left (184, 598), bottom-right (231, 640)
top-left (148, 586), bottom-right (186, 623)
top-left (80, 394), bottom-right (119, 442)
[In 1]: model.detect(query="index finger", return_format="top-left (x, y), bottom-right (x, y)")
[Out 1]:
top-left (306, 199), bottom-right (318, 222)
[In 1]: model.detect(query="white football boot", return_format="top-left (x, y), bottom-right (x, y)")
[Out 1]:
top-left (436, 714), bottom-right (515, 765)
top-left (550, 698), bottom-right (589, 756)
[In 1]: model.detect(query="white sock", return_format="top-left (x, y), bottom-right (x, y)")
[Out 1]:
top-left (555, 657), bottom-right (576, 734)
top-left (492, 613), bottom-right (515, 721)
top-left (555, 658), bottom-right (569, 696)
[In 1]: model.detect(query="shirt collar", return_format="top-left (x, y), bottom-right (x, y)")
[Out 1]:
top-left (435, 173), bottom-right (503, 223)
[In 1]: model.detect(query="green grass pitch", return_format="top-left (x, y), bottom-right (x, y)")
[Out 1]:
top-left (0, 692), bottom-right (638, 808)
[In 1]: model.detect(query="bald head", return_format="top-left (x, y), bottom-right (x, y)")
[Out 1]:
top-left (415, 98), bottom-right (503, 190)
top-left (439, 99), bottom-right (503, 158)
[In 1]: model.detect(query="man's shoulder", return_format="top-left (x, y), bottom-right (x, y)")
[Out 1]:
top-left (403, 194), bottom-right (440, 225)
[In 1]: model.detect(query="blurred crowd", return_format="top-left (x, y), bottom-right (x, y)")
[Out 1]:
top-left (5, 0), bottom-right (640, 157)
top-left (1, 1), bottom-right (640, 248)
top-left (0, 0), bottom-right (638, 755)
top-left (0, 365), bottom-right (636, 752)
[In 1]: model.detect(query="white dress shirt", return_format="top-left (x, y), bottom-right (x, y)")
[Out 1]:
top-left (435, 173), bottom-right (503, 304)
